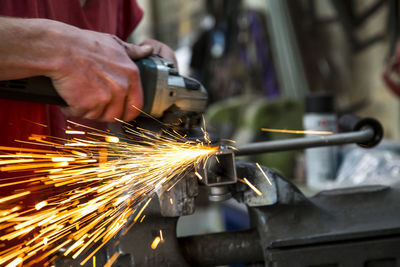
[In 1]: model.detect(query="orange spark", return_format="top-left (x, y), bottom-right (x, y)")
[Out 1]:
top-left (256, 163), bottom-right (272, 186)
top-left (35, 201), bottom-right (47, 210)
top-left (105, 136), bottom-right (119, 143)
top-left (261, 128), bottom-right (332, 135)
top-left (151, 236), bottom-right (161, 250)
top-left (104, 252), bottom-right (119, 267)
top-left (65, 130), bottom-right (85, 135)
top-left (159, 229), bottom-right (164, 241)
top-left (243, 178), bottom-right (262, 196)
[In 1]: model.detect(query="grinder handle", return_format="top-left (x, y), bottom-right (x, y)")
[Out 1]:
top-left (0, 76), bottom-right (66, 106)
top-left (0, 57), bottom-right (157, 114)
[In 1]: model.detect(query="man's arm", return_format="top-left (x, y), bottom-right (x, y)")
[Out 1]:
top-left (0, 17), bottom-right (153, 121)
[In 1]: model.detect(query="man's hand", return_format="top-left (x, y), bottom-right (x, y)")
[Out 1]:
top-left (50, 29), bottom-right (153, 122)
top-left (0, 17), bottom-right (153, 122)
top-left (140, 39), bottom-right (178, 68)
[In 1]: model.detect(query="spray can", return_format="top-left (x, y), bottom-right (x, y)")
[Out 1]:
top-left (303, 93), bottom-right (337, 190)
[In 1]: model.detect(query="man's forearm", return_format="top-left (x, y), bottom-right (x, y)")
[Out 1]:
top-left (0, 17), bottom-right (69, 80)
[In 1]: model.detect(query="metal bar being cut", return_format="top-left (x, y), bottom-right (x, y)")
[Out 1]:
top-left (235, 128), bottom-right (374, 156)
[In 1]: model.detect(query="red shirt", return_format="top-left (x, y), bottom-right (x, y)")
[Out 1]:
top-left (0, 0), bottom-right (143, 145)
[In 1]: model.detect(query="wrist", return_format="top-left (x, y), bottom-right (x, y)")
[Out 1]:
top-left (30, 19), bottom-right (75, 78)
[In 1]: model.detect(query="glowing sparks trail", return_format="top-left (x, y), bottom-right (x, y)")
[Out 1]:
top-left (151, 236), bottom-right (161, 250)
top-left (104, 252), bottom-right (120, 267)
top-left (261, 128), bottom-right (333, 135)
top-left (243, 178), bottom-right (262, 196)
top-left (0, 121), bottom-right (218, 266)
top-left (256, 163), bottom-right (272, 186)
top-left (159, 229), bottom-right (164, 241)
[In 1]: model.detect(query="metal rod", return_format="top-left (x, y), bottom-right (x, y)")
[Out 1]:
top-left (235, 128), bottom-right (374, 156)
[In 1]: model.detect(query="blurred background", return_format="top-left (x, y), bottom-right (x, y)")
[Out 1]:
top-left (130, 0), bottom-right (400, 245)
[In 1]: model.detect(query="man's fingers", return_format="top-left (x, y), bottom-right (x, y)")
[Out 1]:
top-left (98, 87), bottom-right (126, 122)
top-left (140, 39), bottom-right (178, 67)
top-left (60, 106), bottom-right (85, 118)
top-left (123, 75), bottom-right (143, 121)
top-left (159, 47), bottom-right (178, 68)
top-left (124, 43), bottom-right (153, 59)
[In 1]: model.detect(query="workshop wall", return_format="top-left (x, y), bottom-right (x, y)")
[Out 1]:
top-left (351, 1), bottom-right (400, 140)
top-left (132, 0), bottom-right (206, 48)
top-left (289, 0), bottom-right (400, 139)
